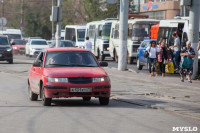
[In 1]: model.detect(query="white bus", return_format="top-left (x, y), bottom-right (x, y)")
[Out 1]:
top-left (64, 25), bottom-right (86, 48)
top-left (109, 19), bottom-right (159, 64)
top-left (85, 19), bottom-right (117, 61)
top-left (2, 29), bottom-right (22, 42)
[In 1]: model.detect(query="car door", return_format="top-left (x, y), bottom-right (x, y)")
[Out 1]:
top-left (139, 41), bottom-right (147, 63)
top-left (30, 52), bottom-right (44, 94)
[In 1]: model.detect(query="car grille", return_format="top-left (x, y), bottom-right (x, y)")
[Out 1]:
top-left (20, 48), bottom-right (25, 50)
top-left (0, 49), bottom-right (5, 53)
top-left (68, 77), bottom-right (92, 84)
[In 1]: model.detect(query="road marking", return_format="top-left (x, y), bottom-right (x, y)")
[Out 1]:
top-left (0, 71), bottom-right (27, 80)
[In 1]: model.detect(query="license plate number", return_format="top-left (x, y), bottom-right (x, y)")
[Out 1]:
top-left (70, 87), bottom-right (92, 92)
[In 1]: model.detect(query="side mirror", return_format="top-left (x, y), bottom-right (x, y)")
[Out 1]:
top-left (11, 42), bottom-right (15, 45)
top-left (33, 61), bottom-right (41, 67)
top-left (99, 61), bottom-right (108, 67)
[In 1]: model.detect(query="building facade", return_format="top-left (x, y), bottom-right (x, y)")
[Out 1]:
top-left (130, 0), bottom-right (181, 20)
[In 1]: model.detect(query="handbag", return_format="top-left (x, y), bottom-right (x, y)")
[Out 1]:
top-left (166, 62), bottom-right (174, 74)
top-left (144, 47), bottom-right (151, 58)
top-left (181, 56), bottom-right (194, 69)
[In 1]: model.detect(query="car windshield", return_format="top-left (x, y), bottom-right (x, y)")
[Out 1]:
top-left (77, 29), bottom-right (85, 42)
top-left (31, 40), bottom-right (47, 45)
top-left (13, 40), bottom-right (26, 45)
top-left (102, 23), bottom-right (111, 37)
top-left (45, 51), bottom-right (98, 68)
top-left (60, 41), bottom-right (75, 47)
top-left (0, 37), bottom-right (9, 45)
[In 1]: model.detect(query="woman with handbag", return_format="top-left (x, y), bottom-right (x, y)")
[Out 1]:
top-left (146, 41), bottom-right (160, 77)
top-left (158, 38), bottom-right (171, 77)
top-left (179, 41), bottom-right (195, 83)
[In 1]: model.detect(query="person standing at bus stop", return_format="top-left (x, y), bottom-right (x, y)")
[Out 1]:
top-left (84, 36), bottom-right (92, 51)
top-left (170, 32), bottom-right (181, 71)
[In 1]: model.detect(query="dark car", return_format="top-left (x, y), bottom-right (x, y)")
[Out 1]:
top-left (0, 35), bottom-right (13, 64)
top-left (136, 40), bottom-right (157, 70)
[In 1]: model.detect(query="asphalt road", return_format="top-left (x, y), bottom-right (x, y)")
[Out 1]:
top-left (0, 55), bottom-right (199, 133)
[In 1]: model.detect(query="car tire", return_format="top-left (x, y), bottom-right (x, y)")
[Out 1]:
top-left (41, 86), bottom-right (52, 106)
top-left (128, 57), bottom-right (133, 64)
top-left (99, 97), bottom-right (109, 105)
top-left (8, 59), bottom-right (13, 64)
top-left (82, 97), bottom-right (91, 101)
top-left (114, 52), bottom-right (118, 63)
top-left (28, 84), bottom-right (38, 101)
top-left (137, 58), bottom-right (143, 70)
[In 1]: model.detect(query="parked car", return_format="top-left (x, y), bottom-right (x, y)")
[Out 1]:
top-left (28, 48), bottom-right (111, 106)
top-left (11, 39), bottom-right (26, 54)
top-left (25, 39), bottom-right (49, 57)
top-left (0, 35), bottom-right (13, 64)
top-left (136, 40), bottom-right (157, 70)
top-left (49, 40), bottom-right (75, 48)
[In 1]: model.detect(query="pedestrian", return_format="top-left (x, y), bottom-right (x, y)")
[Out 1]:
top-left (179, 41), bottom-right (195, 83)
top-left (170, 32), bottom-right (181, 71)
top-left (84, 36), bottom-right (92, 51)
top-left (146, 41), bottom-right (160, 77)
top-left (197, 41), bottom-right (200, 51)
top-left (158, 38), bottom-right (171, 77)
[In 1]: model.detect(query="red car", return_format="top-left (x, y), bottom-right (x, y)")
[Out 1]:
top-left (28, 48), bottom-right (111, 106)
top-left (11, 39), bottom-right (26, 54)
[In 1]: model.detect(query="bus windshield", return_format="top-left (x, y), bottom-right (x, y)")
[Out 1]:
top-left (3, 34), bottom-right (21, 41)
top-left (102, 24), bottom-right (111, 37)
top-left (77, 29), bottom-right (85, 42)
top-left (132, 23), bottom-right (150, 41)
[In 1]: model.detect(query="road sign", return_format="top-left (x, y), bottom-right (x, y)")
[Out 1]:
top-left (0, 17), bottom-right (7, 26)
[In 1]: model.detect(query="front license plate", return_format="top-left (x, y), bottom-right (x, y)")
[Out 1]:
top-left (70, 87), bottom-right (92, 92)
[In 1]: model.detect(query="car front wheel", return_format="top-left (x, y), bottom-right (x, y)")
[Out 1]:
top-left (41, 86), bottom-right (52, 106)
top-left (99, 97), bottom-right (109, 105)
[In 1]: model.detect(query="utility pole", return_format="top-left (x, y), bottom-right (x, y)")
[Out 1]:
top-left (188, 0), bottom-right (200, 79)
top-left (118, 0), bottom-right (129, 71)
top-left (21, 0), bottom-right (24, 36)
top-left (1, 0), bottom-right (4, 32)
top-left (52, 0), bottom-right (55, 40)
top-left (55, 0), bottom-right (62, 48)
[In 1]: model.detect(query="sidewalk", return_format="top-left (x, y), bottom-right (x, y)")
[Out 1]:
top-left (104, 67), bottom-right (200, 119)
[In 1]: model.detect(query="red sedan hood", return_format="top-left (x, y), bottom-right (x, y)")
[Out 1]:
top-left (43, 67), bottom-right (108, 78)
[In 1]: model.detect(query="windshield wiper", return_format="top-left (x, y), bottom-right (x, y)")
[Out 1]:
top-left (47, 64), bottom-right (96, 67)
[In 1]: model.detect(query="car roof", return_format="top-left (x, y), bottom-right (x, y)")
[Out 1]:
top-left (45, 48), bottom-right (89, 52)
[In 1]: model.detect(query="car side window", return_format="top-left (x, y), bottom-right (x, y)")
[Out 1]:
top-left (34, 51), bottom-right (44, 66)
top-left (141, 41), bottom-right (146, 47)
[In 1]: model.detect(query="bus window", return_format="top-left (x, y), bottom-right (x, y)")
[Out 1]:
top-left (114, 24), bottom-right (119, 39)
top-left (89, 25), bottom-right (96, 39)
top-left (102, 23), bottom-right (112, 37)
top-left (168, 27), bottom-right (177, 46)
top-left (128, 23), bottom-right (132, 39)
top-left (97, 25), bottom-right (103, 38)
top-left (77, 29), bottom-right (85, 42)
top-left (65, 28), bottom-right (76, 41)
top-left (132, 23), bottom-right (149, 42)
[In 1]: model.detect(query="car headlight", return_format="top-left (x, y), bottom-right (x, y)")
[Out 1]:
top-left (13, 47), bottom-right (17, 49)
top-left (48, 77), bottom-right (68, 83)
top-left (93, 77), bottom-right (110, 82)
top-left (6, 48), bottom-right (12, 52)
